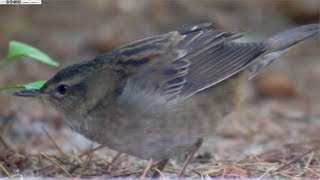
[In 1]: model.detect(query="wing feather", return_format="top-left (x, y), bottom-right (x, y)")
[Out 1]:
top-left (113, 23), bottom-right (267, 106)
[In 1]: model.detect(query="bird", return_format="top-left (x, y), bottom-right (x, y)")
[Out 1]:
top-left (14, 23), bottom-right (319, 177)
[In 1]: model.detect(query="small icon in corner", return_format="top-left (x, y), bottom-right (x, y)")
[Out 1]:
top-left (0, 0), bottom-right (41, 5)
top-left (6, 0), bottom-right (21, 4)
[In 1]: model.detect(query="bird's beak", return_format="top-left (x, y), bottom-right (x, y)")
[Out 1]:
top-left (13, 89), bottom-right (41, 97)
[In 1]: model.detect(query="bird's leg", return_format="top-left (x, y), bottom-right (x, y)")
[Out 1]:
top-left (178, 138), bottom-right (203, 177)
top-left (152, 158), bottom-right (169, 178)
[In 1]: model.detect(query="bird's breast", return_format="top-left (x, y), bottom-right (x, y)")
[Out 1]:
top-left (68, 72), bottom-right (249, 159)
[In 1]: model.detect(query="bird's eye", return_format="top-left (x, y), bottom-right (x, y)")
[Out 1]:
top-left (56, 84), bottom-right (69, 95)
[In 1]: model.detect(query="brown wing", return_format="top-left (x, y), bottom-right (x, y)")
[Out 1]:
top-left (113, 23), bottom-right (267, 105)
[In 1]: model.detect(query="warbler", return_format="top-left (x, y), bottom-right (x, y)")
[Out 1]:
top-left (14, 23), bottom-right (319, 176)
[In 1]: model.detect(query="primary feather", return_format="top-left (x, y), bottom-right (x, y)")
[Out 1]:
top-left (114, 23), bottom-right (268, 104)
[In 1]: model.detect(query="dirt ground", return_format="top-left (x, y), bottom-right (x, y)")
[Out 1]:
top-left (0, 0), bottom-right (319, 178)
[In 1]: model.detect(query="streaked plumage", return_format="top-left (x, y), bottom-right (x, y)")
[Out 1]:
top-left (112, 23), bottom-right (268, 103)
top-left (15, 23), bottom-right (319, 160)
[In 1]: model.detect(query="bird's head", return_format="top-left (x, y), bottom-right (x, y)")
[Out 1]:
top-left (13, 59), bottom-right (115, 118)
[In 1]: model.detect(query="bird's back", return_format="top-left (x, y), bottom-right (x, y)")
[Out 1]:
top-left (79, 23), bottom-right (319, 160)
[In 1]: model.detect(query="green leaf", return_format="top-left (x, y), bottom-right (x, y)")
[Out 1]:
top-left (0, 41), bottom-right (59, 67)
top-left (21, 80), bottom-right (46, 89)
top-left (0, 80), bottom-right (46, 91)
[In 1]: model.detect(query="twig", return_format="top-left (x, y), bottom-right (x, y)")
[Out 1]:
top-left (190, 169), bottom-right (202, 177)
top-left (295, 169), bottom-right (307, 177)
top-left (107, 152), bottom-right (122, 170)
top-left (41, 153), bottom-right (73, 178)
top-left (257, 166), bottom-right (275, 180)
top-left (192, 162), bottom-right (276, 170)
top-left (155, 169), bottom-right (167, 178)
top-left (79, 145), bottom-right (104, 158)
top-left (305, 167), bottom-right (320, 177)
top-left (277, 171), bottom-right (295, 178)
top-left (77, 152), bottom-right (94, 178)
top-left (0, 161), bottom-right (11, 177)
top-left (53, 154), bottom-right (113, 176)
top-left (52, 155), bottom-right (83, 175)
top-left (295, 151), bottom-right (315, 177)
top-left (236, 162), bottom-right (277, 167)
top-left (272, 144), bottom-right (320, 173)
top-left (110, 170), bottom-right (142, 177)
top-left (42, 127), bottom-right (65, 155)
top-left (252, 154), bottom-right (263, 168)
top-left (140, 159), bottom-right (153, 180)
top-left (68, 164), bottom-right (82, 175)
top-left (52, 155), bottom-right (77, 166)
top-left (199, 167), bottom-right (222, 176)
top-left (178, 147), bottom-right (198, 177)
top-left (150, 159), bottom-right (164, 169)
top-left (33, 164), bottom-right (55, 174)
top-left (304, 151), bottom-right (314, 170)
top-left (152, 158), bottom-right (169, 178)
top-left (221, 167), bottom-right (226, 180)
top-left (38, 154), bottom-right (48, 177)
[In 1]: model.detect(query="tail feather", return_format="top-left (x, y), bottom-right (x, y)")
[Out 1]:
top-left (248, 23), bottom-right (319, 79)
top-left (268, 23), bottom-right (319, 51)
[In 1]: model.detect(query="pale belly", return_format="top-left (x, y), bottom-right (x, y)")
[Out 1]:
top-left (71, 73), bottom-right (248, 160)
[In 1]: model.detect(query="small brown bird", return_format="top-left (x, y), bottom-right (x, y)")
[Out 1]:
top-left (14, 23), bottom-right (319, 176)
